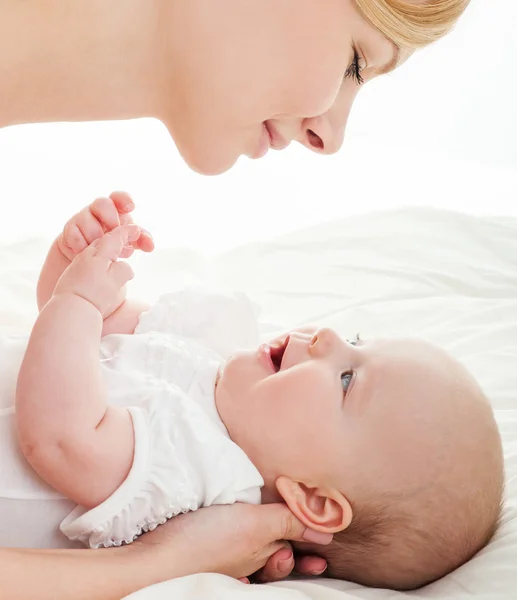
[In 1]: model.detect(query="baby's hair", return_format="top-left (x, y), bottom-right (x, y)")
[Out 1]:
top-left (355, 0), bottom-right (471, 50)
top-left (296, 469), bottom-right (505, 590)
top-left (293, 371), bottom-right (505, 590)
top-left (324, 495), bottom-right (502, 590)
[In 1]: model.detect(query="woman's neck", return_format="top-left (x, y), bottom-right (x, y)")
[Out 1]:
top-left (0, 0), bottom-right (170, 128)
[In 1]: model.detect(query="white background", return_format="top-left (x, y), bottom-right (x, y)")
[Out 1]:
top-left (0, 0), bottom-right (515, 255)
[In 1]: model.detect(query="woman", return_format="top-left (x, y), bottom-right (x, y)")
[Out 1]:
top-left (0, 0), bottom-right (470, 598)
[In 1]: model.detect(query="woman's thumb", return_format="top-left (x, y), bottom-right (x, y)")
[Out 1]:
top-left (261, 503), bottom-right (333, 545)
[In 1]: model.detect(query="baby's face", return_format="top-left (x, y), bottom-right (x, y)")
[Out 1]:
top-left (215, 328), bottom-right (468, 498)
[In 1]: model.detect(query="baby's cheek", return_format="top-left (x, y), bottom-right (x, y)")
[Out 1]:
top-left (282, 373), bottom-right (323, 414)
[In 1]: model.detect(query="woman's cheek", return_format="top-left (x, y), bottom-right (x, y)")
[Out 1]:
top-left (291, 69), bottom-right (344, 119)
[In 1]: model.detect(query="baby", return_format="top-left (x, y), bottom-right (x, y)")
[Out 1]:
top-left (15, 193), bottom-right (504, 591)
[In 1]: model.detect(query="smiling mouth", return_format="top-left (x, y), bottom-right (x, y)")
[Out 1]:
top-left (269, 336), bottom-right (289, 372)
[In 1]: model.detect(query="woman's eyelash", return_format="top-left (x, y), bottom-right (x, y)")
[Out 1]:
top-left (344, 50), bottom-right (364, 86)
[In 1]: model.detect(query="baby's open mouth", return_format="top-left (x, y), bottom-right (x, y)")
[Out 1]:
top-left (270, 336), bottom-right (289, 372)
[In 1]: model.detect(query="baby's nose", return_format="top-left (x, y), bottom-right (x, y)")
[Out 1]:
top-left (309, 327), bottom-right (341, 355)
top-left (290, 331), bottom-right (313, 341)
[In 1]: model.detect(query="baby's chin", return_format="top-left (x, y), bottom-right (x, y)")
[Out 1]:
top-left (217, 349), bottom-right (262, 386)
top-left (260, 483), bottom-right (283, 505)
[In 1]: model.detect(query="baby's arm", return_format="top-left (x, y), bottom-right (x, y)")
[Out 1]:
top-left (37, 192), bottom-right (153, 336)
top-left (16, 226), bottom-right (139, 508)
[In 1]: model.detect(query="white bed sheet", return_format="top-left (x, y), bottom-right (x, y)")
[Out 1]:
top-left (1, 207), bottom-right (516, 600)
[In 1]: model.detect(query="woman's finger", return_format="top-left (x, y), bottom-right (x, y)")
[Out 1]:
top-left (260, 502), bottom-right (333, 546)
top-left (252, 546), bottom-right (295, 583)
top-left (294, 554), bottom-right (328, 577)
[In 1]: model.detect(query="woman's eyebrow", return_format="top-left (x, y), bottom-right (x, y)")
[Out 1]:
top-left (376, 43), bottom-right (401, 76)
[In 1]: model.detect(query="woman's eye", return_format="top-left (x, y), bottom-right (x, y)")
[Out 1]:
top-left (341, 371), bottom-right (353, 394)
top-left (344, 50), bottom-right (364, 86)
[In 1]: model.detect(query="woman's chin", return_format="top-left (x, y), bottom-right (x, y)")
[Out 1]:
top-left (182, 147), bottom-right (239, 176)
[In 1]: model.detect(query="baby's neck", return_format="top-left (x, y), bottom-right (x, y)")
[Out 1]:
top-left (214, 367), bottom-right (278, 503)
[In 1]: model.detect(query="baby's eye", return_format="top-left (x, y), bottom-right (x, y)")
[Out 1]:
top-left (341, 371), bottom-right (353, 394)
top-left (347, 333), bottom-right (361, 346)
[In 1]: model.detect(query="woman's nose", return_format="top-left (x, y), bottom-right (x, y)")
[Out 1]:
top-left (299, 83), bottom-right (356, 155)
top-left (300, 114), bottom-right (346, 155)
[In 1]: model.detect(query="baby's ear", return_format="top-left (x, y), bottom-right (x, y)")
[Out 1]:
top-left (276, 476), bottom-right (352, 534)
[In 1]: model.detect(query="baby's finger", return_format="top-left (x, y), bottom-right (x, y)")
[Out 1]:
top-left (93, 225), bottom-right (140, 262)
top-left (62, 222), bottom-right (89, 255)
top-left (109, 191), bottom-right (135, 215)
top-left (90, 197), bottom-right (121, 232)
top-left (109, 260), bottom-right (135, 288)
top-left (119, 245), bottom-right (136, 260)
top-left (76, 212), bottom-right (105, 245)
top-left (119, 212), bottom-right (135, 227)
top-left (135, 228), bottom-right (154, 253)
top-left (118, 214), bottom-right (153, 253)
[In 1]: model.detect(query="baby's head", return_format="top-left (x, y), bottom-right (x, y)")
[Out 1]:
top-left (215, 328), bottom-right (504, 589)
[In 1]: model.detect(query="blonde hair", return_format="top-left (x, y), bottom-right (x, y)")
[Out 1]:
top-left (354, 0), bottom-right (471, 50)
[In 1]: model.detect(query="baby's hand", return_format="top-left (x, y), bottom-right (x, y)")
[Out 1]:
top-left (57, 191), bottom-right (154, 262)
top-left (53, 225), bottom-right (139, 319)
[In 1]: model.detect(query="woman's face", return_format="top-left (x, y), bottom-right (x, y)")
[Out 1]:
top-left (166, 0), bottom-right (402, 175)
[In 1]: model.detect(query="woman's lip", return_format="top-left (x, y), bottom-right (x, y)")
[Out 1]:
top-left (252, 122), bottom-right (290, 159)
top-left (265, 122), bottom-right (290, 151)
top-left (252, 123), bottom-right (271, 159)
top-left (258, 343), bottom-right (275, 373)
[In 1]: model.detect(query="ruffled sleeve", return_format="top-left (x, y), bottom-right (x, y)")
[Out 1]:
top-left (60, 383), bottom-right (263, 548)
top-left (135, 286), bottom-right (260, 358)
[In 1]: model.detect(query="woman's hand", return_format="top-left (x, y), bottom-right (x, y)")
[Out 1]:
top-left (0, 503), bottom-right (330, 600)
top-left (131, 501), bottom-right (332, 582)
top-left (253, 547), bottom-right (328, 584)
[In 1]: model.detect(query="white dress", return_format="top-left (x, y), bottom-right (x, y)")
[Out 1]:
top-left (0, 287), bottom-right (264, 549)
